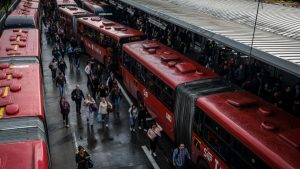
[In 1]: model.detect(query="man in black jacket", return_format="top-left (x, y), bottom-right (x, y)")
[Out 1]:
top-left (71, 84), bottom-right (85, 114)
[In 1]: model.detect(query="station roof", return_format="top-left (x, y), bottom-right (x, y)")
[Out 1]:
top-left (120, 0), bottom-right (300, 77)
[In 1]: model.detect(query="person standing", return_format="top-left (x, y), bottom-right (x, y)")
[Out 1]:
top-left (147, 123), bottom-right (163, 157)
top-left (71, 85), bottom-right (85, 114)
top-left (172, 144), bottom-right (191, 169)
top-left (85, 62), bottom-right (92, 88)
top-left (84, 94), bottom-right (96, 127)
top-left (59, 97), bottom-right (70, 127)
top-left (55, 72), bottom-right (66, 97)
top-left (49, 58), bottom-right (58, 80)
top-left (129, 104), bottom-right (138, 132)
top-left (76, 146), bottom-right (91, 169)
top-left (138, 102), bottom-right (147, 131)
top-left (98, 97), bottom-right (112, 128)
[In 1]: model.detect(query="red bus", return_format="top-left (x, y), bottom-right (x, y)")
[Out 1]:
top-left (121, 40), bottom-right (217, 139)
top-left (58, 6), bottom-right (93, 39)
top-left (0, 117), bottom-right (49, 169)
top-left (0, 29), bottom-right (41, 60)
top-left (16, 1), bottom-right (40, 9)
top-left (4, 8), bottom-right (39, 29)
top-left (77, 16), bottom-right (145, 69)
top-left (121, 40), bottom-right (300, 169)
top-left (56, 0), bottom-right (77, 7)
top-left (81, 0), bottom-right (113, 18)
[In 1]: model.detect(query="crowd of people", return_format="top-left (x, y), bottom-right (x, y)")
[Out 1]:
top-left (112, 6), bottom-right (300, 117)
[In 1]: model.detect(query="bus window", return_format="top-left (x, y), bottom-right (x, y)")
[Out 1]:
top-left (192, 107), bottom-right (204, 137)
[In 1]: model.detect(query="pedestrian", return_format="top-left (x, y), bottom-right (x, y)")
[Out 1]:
top-left (59, 42), bottom-right (65, 58)
top-left (49, 58), bottom-right (58, 80)
top-left (129, 103), bottom-right (138, 132)
top-left (55, 72), bottom-right (66, 97)
top-left (58, 58), bottom-right (67, 75)
top-left (110, 82), bottom-right (121, 119)
top-left (90, 75), bottom-right (99, 100)
top-left (138, 102), bottom-right (147, 131)
top-left (85, 62), bottom-right (92, 88)
top-left (52, 47), bottom-right (61, 61)
top-left (98, 97), bottom-right (112, 128)
top-left (96, 83), bottom-right (108, 100)
top-left (74, 47), bottom-right (81, 69)
top-left (76, 146), bottom-right (91, 169)
top-left (106, 72), bottom-right (115, 92)
top-left (172, 144), bottom-right (191, 169)
top-left (71, 85), bottom-right (85, 114)
top-left (147, 123), bottom-right (163, 157)
top-left (84, 94), bottom-right (96, 127)
top-left (66, 44), bottom-right (74, 68)
top-left (59, 97), bottom-right (70, 127)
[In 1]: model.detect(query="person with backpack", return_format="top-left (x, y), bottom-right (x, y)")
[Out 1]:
top-left (71, 85), bottom-right (85, 114)
top-left (172, 144), bottom-right (191, 169)
top-left (83, 94), bottom-right (96, 128)
top-left (58, 58), bottom-right (67, 75)
top-left (59, 97), bottom-right (70, 128)
top-left (76, 145), bottom-right (92, 169)
top-left (49, 58), bottom-right (58, 80)
top-left (147, 123), bottom-right (163, 157)
top-left (129, 104), bottom-right (139, 132)
top-left (55, 72), bottom-right (67, 97)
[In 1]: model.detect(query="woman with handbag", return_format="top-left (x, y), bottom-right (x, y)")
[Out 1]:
top-left (59, 97), bottom-right (70, 128)
top-left (84, 94), bottom-right (96, 128)
top-left (76, 146), bottom-right (92, 169)
top-left (98, 97), bottom-right (112, 128)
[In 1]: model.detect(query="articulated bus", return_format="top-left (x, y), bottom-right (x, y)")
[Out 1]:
top-left (121, 40), bottom-right (300, 169)
top-left (77, 16), bottom-right (145, 70)
top-left (58, 6), bottom-right (93, 40)
top-left (0, 28), bottom-right (49, 168)
top-left (56, 0), bottom-right (77, 8)
top-left (82, 0), bottom-right (113, 19)
top-left (4, 8), bottom-right (40, 29)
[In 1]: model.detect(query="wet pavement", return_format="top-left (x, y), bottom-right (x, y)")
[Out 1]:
top-left (41, 31), bottom-right (173, 168)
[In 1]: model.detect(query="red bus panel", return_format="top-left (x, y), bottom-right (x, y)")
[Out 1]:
top-left (5, 8), bottom-right (39, 29)
top-left (56, 0), bottom-right (77, 7)
top-left (16, 1), bottom-right (40, 9)
top-left (196, 91), bottom-right (300, 169)
top-left (0, 29), bottom-right (40, 59)
top-left (0, 140), bottom-right (48, 169)
top-left (0, 62), bottom-right (44, 120)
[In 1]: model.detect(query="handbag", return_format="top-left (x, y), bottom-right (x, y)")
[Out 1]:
top-left (96, 114), bottom-right (102, 122)
top-left (87, 159), bottom-right (94, 168)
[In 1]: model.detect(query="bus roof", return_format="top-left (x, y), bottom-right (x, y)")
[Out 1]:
top-left (59, 6), bottom-right (92, 17)
top-left (0, 29), bottom-right (40, 59)
top-left (16, 1), bottom-right (40, 9)
top-left (0, 62), bottom-right (43, 120)
top-left (0, 140), bottom-right (48, 169)
top-left (56, 0), bottom-right (77, 7)
top-left (78, 16), bottom-right (144, 41)
top-left (196, 91), bottom-right (300, 169)
top-left (123, 40), bottom-right (218, 89)
top-left (21, 0), bottom-right (40, 2)
top-left (5, 8), bottom-right (38, 29)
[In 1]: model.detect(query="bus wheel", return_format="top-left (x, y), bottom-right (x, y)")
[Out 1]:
top-left (197, 158), bottom-right (209, 169)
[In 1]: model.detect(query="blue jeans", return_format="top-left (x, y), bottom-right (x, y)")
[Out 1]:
top-left (58, 84), bottom-right (64, 97)
top-left (114, 97), bottom-right (120, 112)
top-left (175, 166), bottom-right (183, 169)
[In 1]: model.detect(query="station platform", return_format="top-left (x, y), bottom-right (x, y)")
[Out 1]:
top-left (41, 30), bottom-right (173, 169)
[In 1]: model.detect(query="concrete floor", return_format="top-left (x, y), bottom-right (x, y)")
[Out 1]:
top-left (41, 32), bottom-right (173, 169)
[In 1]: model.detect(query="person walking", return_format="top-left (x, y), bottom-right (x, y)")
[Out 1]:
top-left (147, 123), bottom-right (163, 157)
top-left (66, 44), bottom-right (74, 68)
top-left (71, 85), bottom-right (85, 114)
top-left (96, 83), bottom-right (108, 100)
top-left (49, 58), bottom-right (58, 80)
top-left (58, 58), bottom-right (67, 75)
top-left (110, 82), bottom-right (121, 118)
top-left (84, 62), bottom-right (92, 88)
top-left (129, 104), bottom-right (138, 132)
top-left (74, 47), bottom-right (81, 70)
top-left (172, 144), bottom-right (191, 169)
top-left (76, 146), bottom-right (91, 169)
top-left (59, 97), bottom-right (70, 127)
top-left (84, 94), bottom-right (96, 127)
top-left (138, 102), bottom-right (147, 131)
top-left (55, 72), bottom-right (66, 97)
top-left (98, 97), bottom-right (112, 128)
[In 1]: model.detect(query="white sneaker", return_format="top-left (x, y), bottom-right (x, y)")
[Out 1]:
top-left (138, 126), bottom-right (142, 130)
top-left (133, 129), bottom-right (135, 132)
top-left (66, 125), bottom-right (70, 128)
top-left (105, 124), bottom-right (108, 128)
top-left (152, 152), bottom-right (157, 157)
top-left (143, 129), bottom-right (147, 132)
top-left (130, 127), bottom-right (132, 131)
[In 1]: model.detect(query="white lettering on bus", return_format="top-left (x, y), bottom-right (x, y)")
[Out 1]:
top-left (215, 158), bottom-right (222, 169)
top-left (166, 113), bottom-right (171, 122)
top-left (203, 148), bottom-right (213, 162)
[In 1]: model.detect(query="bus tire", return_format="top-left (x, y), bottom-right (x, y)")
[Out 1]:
top-left (197, 158), bottom-right (209, 169)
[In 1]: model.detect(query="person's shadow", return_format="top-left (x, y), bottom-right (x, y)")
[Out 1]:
top-left (87, 125), bottom-right (97, 150)
top-left (76, 112), bottom-right (83, 130)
